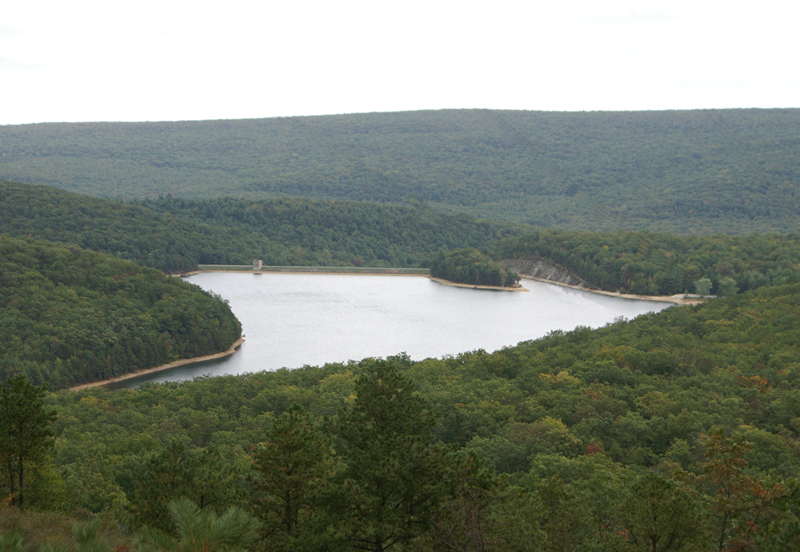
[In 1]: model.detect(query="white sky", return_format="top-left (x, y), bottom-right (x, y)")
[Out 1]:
top-left (1, 0), bottom-right (798, 125)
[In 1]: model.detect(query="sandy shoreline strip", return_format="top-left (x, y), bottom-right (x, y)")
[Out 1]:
top-left (184, 269), bottom-right (528, 291)
top-left (427, 276), bottom-right (528, 292)
top-left (186, 268), bottom-right (702, 302)
top-left (69, 338), bottom-right (245, 391)
top-left (517, 273), bottom-right (706, 305)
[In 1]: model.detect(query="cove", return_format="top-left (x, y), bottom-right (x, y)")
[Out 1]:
top-left (114, 273), bottom-right (672, 387)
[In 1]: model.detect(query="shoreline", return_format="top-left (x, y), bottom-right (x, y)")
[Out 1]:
top-left (518, 273), bottom-right (706, 305)
top-left (183, 270), bottom-right (426, 277)
top-left (69, 338), bottom-right (245, 391)
top-left (69, 270), bottom-right (697, 391)
top-left (183, 269), bottom-right (528, 292)
top-left (427, 276), bottom-right (528, 292)
top-left (183, 269), bottom-right (701, 302)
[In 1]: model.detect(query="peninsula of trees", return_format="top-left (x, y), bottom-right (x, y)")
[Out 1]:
top-left (426, 248), bottom-right (520, 287)
top-left (496, 229), bottom-right (800, 296)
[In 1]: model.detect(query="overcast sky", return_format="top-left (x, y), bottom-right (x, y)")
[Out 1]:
top-left (1, 0), bottom-right (798, 125)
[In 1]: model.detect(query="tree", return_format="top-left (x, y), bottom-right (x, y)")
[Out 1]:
top-left (249, 404), bottom-right (334, 552)
top-left (694, 278), bottom-right (712, 296)
top-left (717, 277), bottom-right (739, 297)
top-left (0, 374), bottom-right (56, 508)
top-left (424, 453), bottom-right (542, 552)
top-left (620, 471), bottom-right (703, 551)
top-left (692, 428), bottom-right (786, 552)
top-left (332, 359), bottom-right (452, 552)
top-left (131, 440), bottom-right (239, 534)
top-left (136, 497), bottom-right (257, 552)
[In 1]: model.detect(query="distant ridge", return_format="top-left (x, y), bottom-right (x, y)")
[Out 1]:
top-left (1, 108), bottom-right (798, 234)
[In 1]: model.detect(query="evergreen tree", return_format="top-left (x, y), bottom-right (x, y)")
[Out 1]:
top-left (131, 440), bottom-right (239, 534)
top-left (0, 373), bottom-right (56, 508)
top-left (136, 497), bottom-right (257, 552)
top-left (249, 404), bottom-right (334, 552)
top-left (332, 360), bottom-right (452, 552)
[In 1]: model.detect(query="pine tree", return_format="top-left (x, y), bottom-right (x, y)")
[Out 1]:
top-left (0, 374), bottom-right (56, 508)
top-left (332, 359), bottom-right (451, 552)
top-left (249, 404), bottom-right (334, 552)
top-left (136, 497), bottom-right (257, 552)
top-left (131, 440), bottom-right (238, 534)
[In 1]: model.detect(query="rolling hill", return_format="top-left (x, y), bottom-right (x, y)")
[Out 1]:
top-left (2, 109), bottom-right (798, 234)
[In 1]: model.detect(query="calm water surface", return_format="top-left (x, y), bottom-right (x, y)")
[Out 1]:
top-left (118, 273), bottom-right (672, 386)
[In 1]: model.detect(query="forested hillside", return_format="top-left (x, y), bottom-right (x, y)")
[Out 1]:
top-left (497, 229), bottom-right (800, 296)
top-left (3, 107), bottom-right (800, 549)
top-left (0, 180), bottom-right (524, 272)
top-left (0, 235), bottom-right (241, 389)
top-left (2, 109), bottom-right (798, 234)
top-left (134, 194), bottom-right (524, 267)
top-left (5, 281), bottom-right (800, 549)
top-left (5, 181), bottom-right (799, 297)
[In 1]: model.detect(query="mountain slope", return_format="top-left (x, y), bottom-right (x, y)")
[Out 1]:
top-left (2, 109), bottom-right (798, 234)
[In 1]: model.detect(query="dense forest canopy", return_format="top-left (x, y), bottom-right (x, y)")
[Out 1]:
top-left (0, 180), bottom-right (524, 272)
top-left (425, 247), bottom-right (520, 287)
top-left (3, 106), bottom-right (800, 548)
top-left (497, 229), bottom-right (800, 296)
top-left (1, 109), bottom-right (798, 234)
top-left (5, 281), bottom-right (800, 549)
top-left (5, 180), bottom-right (799, 298)
top-left (0, 235), bottom-right (241, 389)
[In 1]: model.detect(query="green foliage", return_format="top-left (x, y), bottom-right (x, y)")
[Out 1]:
top-left (135, 497), bottom-right (257, 552)
top-left (694, 278), bottom-right (713, 296)
top-left (0, 506), bottom-right (131, 552)
top-left (60, 453), bottom-right (129, 519)
top-left (496, 228), bottom-right (800, 295)
top-left (425, 248), bottom-right (519, 287)
top-left (5, 181), bottom-right (796, 299)
top-left (0, 533), bottom-right (23, 552)
top-left (0, 180), bottom-right (525, 273)
top-left (248, 405), bottom-right (333, 552)
top-left (131, 441), bottom-right (239, 534)
top-left (422, 453), bottom-right (543, 552)
top-left (0, 235), bottom-right (241, 389)
top-left (2, 109), bottom-right (799, 234)
top-left (136, 195), bottom-right (525, 269)
top-left (72, 520), bottom-right (109, 552)
top-left (331, 359), bottom-right (452, 552)
top-left (718, 277), bottom-right (739, 297)
top-left (690, 428), bottom-right (787, 551)
top-left (0, 374), bottom-right (56, 508)
top-left (620, 472), bottom-right (703, 551)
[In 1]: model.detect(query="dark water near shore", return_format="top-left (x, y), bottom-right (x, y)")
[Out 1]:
top-left (116, 273), bottom-right (671, 387)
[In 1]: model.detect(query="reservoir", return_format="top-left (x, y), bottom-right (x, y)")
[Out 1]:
top-left (118, 273), bottom-right (672, 386)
